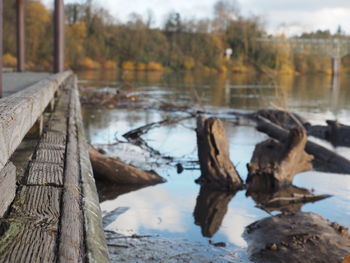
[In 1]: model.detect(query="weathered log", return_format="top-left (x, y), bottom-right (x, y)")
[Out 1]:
top-left (196, 116), bottom-right (242, 191)
top-left (253, 109), bottom-right (309, 129)
top-left (193, 186), bottom-right (237, 237)
top-left (256, 116), bottom-right (350, 174)
top-left (247, 127), bottom-right (313, 190)
top-left (308, 120), bottom-right (350, 147)
top-left (244, 212), bottom-right (350, 263)
top-left (89, 145), bottom-right (165, 185)
top-left (123, 116), bottom-right (192, 140)
top-left (247, 184), bottom-right (330, 213)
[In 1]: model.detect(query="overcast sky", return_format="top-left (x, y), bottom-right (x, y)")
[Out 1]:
top-left (45, 0), bottom-right (350, 36)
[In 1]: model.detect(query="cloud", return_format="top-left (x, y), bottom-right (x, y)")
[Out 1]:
top-left (42, 0), bottom-right (350, 35)
top-left (219, 207), bottom-right (257, 247)
top-left (101, 185), bottom-right (195, 235)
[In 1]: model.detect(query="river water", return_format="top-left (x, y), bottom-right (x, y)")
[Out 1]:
top-left (79, 70), bottom-right (350, 262)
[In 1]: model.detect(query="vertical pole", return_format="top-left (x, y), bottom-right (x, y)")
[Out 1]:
top-left (332, 57), bottom-right (340, 77)
top-left (0, 0), bottom-right (3, 98)
top-left (54, 0), bottom-right (64, 73)
top-left (17, 0), bottom-right (25, 72)
top-left (331, 57), bottom-right (340, 90)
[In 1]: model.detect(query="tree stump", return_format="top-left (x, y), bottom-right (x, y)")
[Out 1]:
top-left (89, 145), bottom-right (165, 185)
top-left (247, 127), bottom-right (313, 190)
top-left (196, 116), bottom-right (242, 191)
top-left (256, 116), bottom-right (350, 174)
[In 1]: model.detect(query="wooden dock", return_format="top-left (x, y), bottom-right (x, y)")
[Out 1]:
top-left (0, 72), bottom-right (110, 262)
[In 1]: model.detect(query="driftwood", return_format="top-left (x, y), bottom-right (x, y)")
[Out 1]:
top-left (253, 109), bottom-right (309, 129)
top-left (193, 187), bottom-right (237, 237)
top-left (308, 120), bottom-right (350, 147)
top-left (247, 127), bottom-right (313, 190)
top-left (244, 212), bottom-right (350, 263)
top-left (196, 116), bottom-right (242, 191)
top-left (256, 116), bottom-right (350, 174)
top-left (89, 145), bottom-right (165, 185)
top-left (247, 184), bottom-right (330, 213)
top-left (123, 117), bottom-right (191, 140)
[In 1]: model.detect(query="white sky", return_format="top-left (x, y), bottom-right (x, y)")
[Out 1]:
top-left (44, 0), bottom-right (350, 36)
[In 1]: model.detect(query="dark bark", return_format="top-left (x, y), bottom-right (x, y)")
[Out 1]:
top-left (196, 116), bottom-right (242, 191)
top-left (253, 109), bottom-right (309, 129)
top-left (308, 120), bottom-right (350, 147)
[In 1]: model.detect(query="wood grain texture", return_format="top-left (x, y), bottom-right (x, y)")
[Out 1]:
top-left (74, 80), bottom-right (110, 263)
top-left (26, 161), bottom-right (64, 186)
top-left (0, 221), bottom-right (58, 263)
top-left (247, 128), bottom-right (313, 190)
top-left (10, 186), bottom-right (61, 225)
top-left (196, 116), bottom-right (242, 190)
top-left (256, 116), bottom-right (350, 174)
top-left (0, 71), bottom-right (72, 172)
top-left (35, 147), bottom-right (65, 164)
top-left (41, 131), bottom-right (66, 146)
top-left (0, 162), bottom-right (16, 217)
top-left (58, 84), bottom-right (85, 263)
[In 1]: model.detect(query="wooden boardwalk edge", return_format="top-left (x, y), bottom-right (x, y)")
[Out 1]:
top-left (0, 72), bottom-right (109, 262)
top-left (0, 71), bottom-right (72, 172)
top-left (69, 76), bottom-right (110, 262)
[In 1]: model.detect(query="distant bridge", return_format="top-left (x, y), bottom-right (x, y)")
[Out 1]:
top-left (259, 38), bottom-right (350, 77)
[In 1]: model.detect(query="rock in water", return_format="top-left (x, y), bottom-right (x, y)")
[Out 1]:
top-left (244, 212), bottom-right (350, 263)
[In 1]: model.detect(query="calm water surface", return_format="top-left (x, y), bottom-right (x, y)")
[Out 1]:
top-left (80, 71), bottom-right (350, 260)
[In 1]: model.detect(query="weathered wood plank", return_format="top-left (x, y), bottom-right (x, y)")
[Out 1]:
top-left (10, 186), bottom-right (61, 224)
top-left (40, 131), bottom-right (66, 146)
top-left (74, 80), bottom-right (110, 262)
top-left (0, 162), bottom-right (16, 217)
top-left (0, 221), bottom-right (58, 263)
top-left (58, 85), bottom-right (84, 262)
top-left (0, 71), bottom-right (72, 172)
top-left (35, 147), bottom-right (65, 164)
top-left (26, 162), bottom-right (64, 186)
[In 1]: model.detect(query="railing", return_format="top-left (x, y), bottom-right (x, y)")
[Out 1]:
top-left (258, 37), bottom-right (350, 59)
top-left (0, 71), bottom-right (72, 172)
top-left (0, 0), bottom-right (65, 98)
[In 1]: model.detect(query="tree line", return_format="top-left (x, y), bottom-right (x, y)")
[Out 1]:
top-left (3, 0), bottom-right (350, 74)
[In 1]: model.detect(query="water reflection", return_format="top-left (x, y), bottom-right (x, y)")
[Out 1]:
top-left (81, 70), bottom-right (350, 261)
top-left (193, 187), bottom-right (238, 238)
top-left (247, 185), bottom-right (330, 213)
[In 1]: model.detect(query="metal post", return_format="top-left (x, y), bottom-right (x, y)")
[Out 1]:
top-left (17, 0), bottom-right (25, 72)
top-left (0, 0), bottom-right (3, 98)
top-left (54, 0), bottom-right (64, 73)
